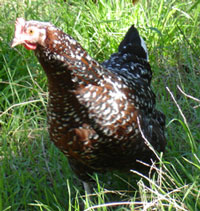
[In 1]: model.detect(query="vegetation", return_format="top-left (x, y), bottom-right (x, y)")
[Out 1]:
top-left (0, 0), bottom-right (200, 210)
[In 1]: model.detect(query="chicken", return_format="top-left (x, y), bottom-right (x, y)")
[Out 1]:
top-left (11, 18), bottom-right (166, 186)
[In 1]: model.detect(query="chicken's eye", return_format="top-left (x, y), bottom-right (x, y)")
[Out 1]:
top-left (28, 28), bottom-right (34, 35)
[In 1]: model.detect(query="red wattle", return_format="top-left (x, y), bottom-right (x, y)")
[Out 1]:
top-left (23, 42), bottom-right (37, 50)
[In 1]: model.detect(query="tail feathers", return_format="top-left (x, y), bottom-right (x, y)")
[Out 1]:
top-left (118, 25), bottom-right (148, 60)
top-left (101, 25), bottom-right (151, 84)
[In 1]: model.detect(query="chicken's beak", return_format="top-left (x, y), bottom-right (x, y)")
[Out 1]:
top-left (11, 38), bottom-right (24, 48)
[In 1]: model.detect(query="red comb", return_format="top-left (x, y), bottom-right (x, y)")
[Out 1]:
top-left (15, 18), bottom-right (25, 35)
top-left (11, 18), bottom-right (26, 48)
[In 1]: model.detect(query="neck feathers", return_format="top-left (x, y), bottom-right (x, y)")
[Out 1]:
top-left (35, 28), bottom-right (103, 90)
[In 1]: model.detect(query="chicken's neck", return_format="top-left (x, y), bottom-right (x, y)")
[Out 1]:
top-left (35, 34), bottom-right (104, 93)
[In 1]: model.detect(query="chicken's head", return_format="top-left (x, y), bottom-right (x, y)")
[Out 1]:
top-left (11, 18), bottom-right (52, 50)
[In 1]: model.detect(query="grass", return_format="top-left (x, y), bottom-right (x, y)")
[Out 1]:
top-left (0, 0), bottom-right (200, 210)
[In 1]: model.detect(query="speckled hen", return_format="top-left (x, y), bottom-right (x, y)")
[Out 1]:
top-left (11, 18), bottom-right (166, 184)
